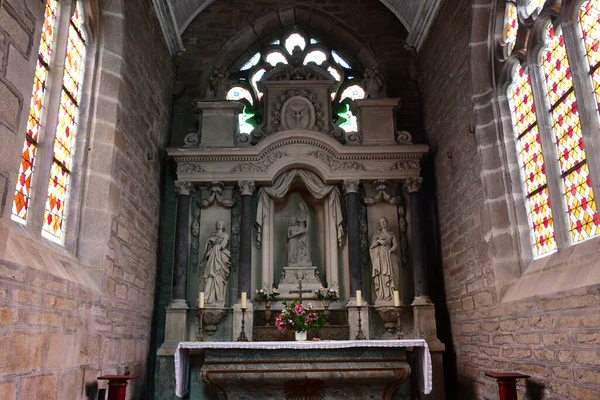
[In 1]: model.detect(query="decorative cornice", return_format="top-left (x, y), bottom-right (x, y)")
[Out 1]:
top-left (174, 180), bottom-right (194, 196)
top-left (342, 179), bottom-right (360, 194)
top-left (308, 150), bottom-right (366, 172)
top-left (403, 177), bottom-right (423, 194)
top-left (238, 180), bottom-right (256, 196)
top-left (390, 160), bottom-right (420, 170)
top-left (231, 151), bottom-right (287, 173)
top-left (177, 162), bottom-right (205, 174)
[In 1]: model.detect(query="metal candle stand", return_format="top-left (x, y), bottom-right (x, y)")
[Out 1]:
top-left (196, 307), bottom-right (206, 342)
top-left (395, 305), bottom-right (405, 339)
top-left (237, 307), bottom-right (249, 342)
top-left (355, 306), bottom-right (367, 340)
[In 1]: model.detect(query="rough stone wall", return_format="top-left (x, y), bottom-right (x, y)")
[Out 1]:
top-left (419, 0), bottom-right (600, 399)
top-left (0, 0), bottom-right (174, 399)
top-left (177, 0), bottom-right (422, 141)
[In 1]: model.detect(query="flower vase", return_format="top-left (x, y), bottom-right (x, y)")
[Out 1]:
top-left (295, 331), bottom-right (307, 341)
top-left (264, 304), bottom-right (272, 326)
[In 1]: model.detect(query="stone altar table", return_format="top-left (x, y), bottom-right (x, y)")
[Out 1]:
top-left (174, 340), bottom-right (432, 399)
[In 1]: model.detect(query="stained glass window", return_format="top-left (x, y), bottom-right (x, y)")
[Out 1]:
top-left (42, 1), bottom-right (86, 241)
top-left (285, 33), bottom-right (306, 54)
top-left (265, 51), bottom-right (288, 66)
top-left (524, 0), bottom-right (544, 17)
top-left (340, 85), bottom-right (366, 101)
top-left (226, 86), bottom-right (253, 105)
top-left (507, 64), bottom-right (556, 256)
top-left (304, 50), bottom-right (328, 65)
top-left (332, 51), bottom-right (350, 69)
top-left (240, 53), bottom-right (260, 71)
top-left (541, 24), bottom-right (599, 243)
top-left (12, 0), bottom-right (58, 223)
top-left (328, 67), bottom-right (342, 81)
top-left (580, 1), bottom-right (600, 114)
top-left (503, 2), bottom-right (518, 54)
top-left (251, 69), bottom-right (266, 100)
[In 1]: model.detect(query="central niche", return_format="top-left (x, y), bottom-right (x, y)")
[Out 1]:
top-left (273, 186), bottom-right (326, 293)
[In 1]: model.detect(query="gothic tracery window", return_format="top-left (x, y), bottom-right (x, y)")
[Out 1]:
top-left (224, 30), bottom-right (367, 136)
top-left (11, 0), bottom-right (89, 244)
top-left (501, 0), bottom-right (600, 258)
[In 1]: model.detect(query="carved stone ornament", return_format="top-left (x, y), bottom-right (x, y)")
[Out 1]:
top-left (396, 130), bottom-right (413, 144)
top-left (174, 180), bottom-right (194, 196)
top-left (183, 131), bottom-right (200, 148)
top-left (177, 162), bottom-right (204, 174)
top-left (208, 65), bottom-right (230, 99)
top-left (364, 64), bottom-right (386, 98)
top-left (272, 89), bottom-right (326, 134)
top-left (200, 182), bottom-right (235, 209)
top-left (238, 180), bottom-right (256, 196)
top-left (231, 151), bottom-right (287, 173)
top-left (281, 96), bottom-right (316, 130)
top-left (403, 177), bottom-right (423, 193)
top-left (390, 160), bottom-right (420, 170)
top-left (345, 131), bottom-right (364, 146)
top-left (308, 150), bottom-right (366, 172)
top-left (364, 180), bottom-right (401, 206)
top-left (342, 178), bottom-right (360, 194)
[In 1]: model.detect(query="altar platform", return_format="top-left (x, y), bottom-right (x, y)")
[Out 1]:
top-left (174, 339), bottom-right (432, 399)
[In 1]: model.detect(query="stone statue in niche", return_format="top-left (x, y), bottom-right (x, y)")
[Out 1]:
top-left (202, 220), bottom-right (231, 305)
top-left (281, 96), bottom-right (315, 130)
top-left (286, 201), bottom-right (312, 267)
top-left (370, 217), bottom-right (399, 302)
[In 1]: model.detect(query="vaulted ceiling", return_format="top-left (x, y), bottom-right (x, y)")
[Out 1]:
top-left (151, 0), bottom-right (442, 54)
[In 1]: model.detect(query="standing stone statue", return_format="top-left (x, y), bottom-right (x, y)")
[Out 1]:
top-left (287, 201), bottom-right (311, 267)
top-left (202, 220), bottom-right (231, 305)
top-left (369, 217), bottom-right (399, 302)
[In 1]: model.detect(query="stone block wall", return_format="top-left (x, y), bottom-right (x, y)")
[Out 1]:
top-left (0, 0), bottom-right (174, 399)
top-left (418, 0), bottom-right (600, 398)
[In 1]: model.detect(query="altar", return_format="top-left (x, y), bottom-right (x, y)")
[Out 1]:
top-left (158, 41), bottom-right (446, 400)
top-left (174, 340), bottom-right (432, 399)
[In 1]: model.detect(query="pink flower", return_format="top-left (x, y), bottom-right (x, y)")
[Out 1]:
top-left (319, 286), bottom-right (324, 291)
top-left (255, 289), bottom-right (259, 294)
top-left (293, 304), bottom-right (305, 315)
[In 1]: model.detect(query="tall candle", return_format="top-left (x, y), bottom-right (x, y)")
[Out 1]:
top-left (394, 290), bottom-right (400, 307)
top-left (198, 292), bottom-right (205, 309)
top-left (356, 290), bottom-right (362, 307)
top-left (241, 292), bottom-right (247, 309)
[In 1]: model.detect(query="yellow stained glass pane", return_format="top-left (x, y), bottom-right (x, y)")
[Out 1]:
top-left (580, 1), bottom-right (600, 115)
top-left (524, 0), bottom-right (544, 17)
top-left (503, 2), bottom-right (518, 54)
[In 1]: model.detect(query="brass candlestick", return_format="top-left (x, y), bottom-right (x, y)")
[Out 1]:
top-left (237, 308), bottom-right (249, 342)
top-left (196, 307), bottom-right (206, 342)
top-left (355, 306), bottom-right (366, 340)
top-left (395, 305), bottom-right (405, 339)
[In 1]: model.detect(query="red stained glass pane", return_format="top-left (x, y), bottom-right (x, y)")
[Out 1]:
top-left (43, 1), bottom-right (86, 240)
top-left (11, 0), bottom-right (58, 224)
top-left (507, 64), bottom-right (556, 256)
top-left (541, 23), bottom-right (600, 243)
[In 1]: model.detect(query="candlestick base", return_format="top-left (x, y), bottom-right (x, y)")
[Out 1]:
top-left (355, 306), bottom-right (367, 340)
top-left (196, 308), bottom-right (206, 342)
top-left (237, 308), bottom-right (249, 342)
top-left (395, 305), bottom-right (405, 339)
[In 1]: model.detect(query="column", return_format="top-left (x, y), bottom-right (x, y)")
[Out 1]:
top-left (403, 177), bottom-right (430, 303)
top-left (172, 180), bottom-right (193, 307)
top-left (237, 180), bottom-right (255, 297)
top-left (343, 179), bottom-right (362, 297)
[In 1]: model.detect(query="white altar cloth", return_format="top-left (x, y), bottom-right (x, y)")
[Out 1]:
top-left (174, 339), bottom-right (432, 397)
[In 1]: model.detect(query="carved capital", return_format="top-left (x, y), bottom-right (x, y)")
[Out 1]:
top-left (174, 180), bottom-right (194, 196)
top-left (342, 179), bottom-right (360, 194)
top-left (238, 180), bottom-right (256, 196)
top-left (403, 177), bottom-right (423, 194)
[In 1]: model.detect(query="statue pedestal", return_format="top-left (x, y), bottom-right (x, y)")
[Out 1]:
top-left (277, 266), bottom-right (323, 300)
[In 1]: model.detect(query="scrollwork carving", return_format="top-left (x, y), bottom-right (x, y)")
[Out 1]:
top-left (308, 150), bottom-right (366, 172)
top-left (390, 160), bottom-right (420, 171)
top-left (177, 162), bottom-right (204, 174)
top-left (231, 151), bottom-right (287, 173)
top-left (183, 131), bottom-right (200, 148)
top-left (396, 130), bottom-right (413, 144)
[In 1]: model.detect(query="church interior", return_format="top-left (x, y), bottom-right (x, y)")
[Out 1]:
top-left (1, 0), bottom-right (600, 398)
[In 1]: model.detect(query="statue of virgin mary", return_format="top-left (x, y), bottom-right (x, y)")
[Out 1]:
top-left (287, 201), bottom-right (312, 267)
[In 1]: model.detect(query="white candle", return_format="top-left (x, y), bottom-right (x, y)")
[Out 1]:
top-left (198, 292), bottom-right (205, 309)
top-left (394, 290), bottom-right (400, 307)
top-left (241, 292), bottom-right (247, 309)
top-left (356, 290), bottom-right (362, 307)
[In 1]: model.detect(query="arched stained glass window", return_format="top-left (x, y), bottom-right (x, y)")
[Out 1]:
top-left (43, 1), bottom-right (87, 241)
top-left (240, 53), bottom-right (260, 71)
top-left (340, 85), bottom-right (366, 101)
top-left (503, 2), bottom-right (518, 54)
top-left (580, 0), bottom-right (600, 114)
top-left (12, 0), bottom-right (59, 223)
top-left (507, 64), bottom-right (556, 256)
top-left (304, 50), bottom-right (328, 65)
top-left (332, 51), bottom-right (350, 69)
top-left (541, 24), bottom-right (599, 243)
top-left (226, 86), bottom-right (253, 105)
top-left (265, 51), bottom-right (288, 66)
top-left (285, 33), bottom-right (306, 54)
top-left (328, 67), bottom-right (342, 81)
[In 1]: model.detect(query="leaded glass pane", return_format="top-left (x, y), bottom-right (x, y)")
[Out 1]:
top-left (524, 0), bottom-right (544, 17)
top-left (328, 67), bottom-right (341, 81)
top-left (332, 51), bottom-right (350, 69)
top-left (338, 104), bottom-right (358, 133)
top-left (285, 33), bottom-right (306, 54)
top-left (504, 2), bottom-right (518, 53)
top-left (240, 53), bottom-right (260, 71)
top-left (12, 0), bottom-right (58, 224)
top-left (303, 50), bottom-right (327, 65)
top-left (580, 1), bottom-right (600, 114)
top-left (340, 85), bottom-right (366, 101)
top-left (251, 69), bottom-right (266, 100)
top-left (541, 23), bottom-right (600, 243)
top-left (226, 86), bottom-right (253, 105)
top-left (507, 64), bottom-right (556, 256)
top-left (43, 1), bottom-right (86, 240)
top-left (265, 51), bottom-right (288, 66)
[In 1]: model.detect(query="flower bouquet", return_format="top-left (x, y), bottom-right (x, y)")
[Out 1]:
top-left (275, 301), bottom-right (326, 341)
